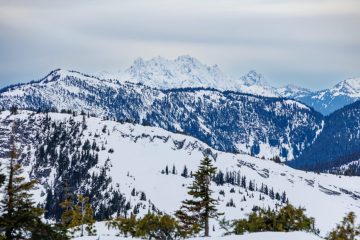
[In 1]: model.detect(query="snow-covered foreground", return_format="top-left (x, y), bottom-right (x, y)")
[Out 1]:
top-left (72, 222), bottom-right (323, 240)
top-left (74, 232), bottom-right (323, 240)
top-left (1, 111), bottom-right (359, 237)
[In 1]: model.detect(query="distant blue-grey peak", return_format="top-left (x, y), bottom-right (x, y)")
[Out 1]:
top-left (4, 55), bottom-right (359, 115)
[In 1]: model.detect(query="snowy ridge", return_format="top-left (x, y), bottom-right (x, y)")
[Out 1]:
top-left (96, 55), bottom-right (278, 97)
top-left (1, 55), bottom-right (359, 115)
top-left (288, 77), bottom-right (360, 115)
top-left (0, 111), bottom-right (359, 238)
top-left (92, 55), bottom-right (359, 114)
top-left (0, 70), bottom-right (324, 161)
top-left (326, 77), bottom-right (360, 98)
top-left (277, 84), bottom-right (312, 99)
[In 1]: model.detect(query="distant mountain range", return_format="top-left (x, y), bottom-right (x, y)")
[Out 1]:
top-left (93, 55), bottom-right (360, 115)
top-left (0, 69), bottom-right (324, 161)
top-left (0, 55), bottom-right (359, 175)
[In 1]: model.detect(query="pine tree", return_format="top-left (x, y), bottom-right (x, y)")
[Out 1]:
top-left (60, 194), bottom-right (95, 236)
top-left (77, 195), bottom-right (95, 236)
top-left (181, 165), bottom-right (188, 178)
top-left (327, 212), bottom-right (360, 240)
top-left (248, 180), bottom-right (254, 191)
top-left (0, 123), bottom-right (44, 239)
top-left (60, 193), bottom-right (79, 235)
top-left (10, 105), bottom-right (18, 115)
top-left (176, 156), bottom-right (222, 237)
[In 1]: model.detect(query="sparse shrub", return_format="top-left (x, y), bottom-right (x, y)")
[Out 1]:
top-left (233, 204), bottom-right (315, 235)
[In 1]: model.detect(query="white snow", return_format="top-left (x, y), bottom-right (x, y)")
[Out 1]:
top-left (1, 111), bottom-right (359, 238)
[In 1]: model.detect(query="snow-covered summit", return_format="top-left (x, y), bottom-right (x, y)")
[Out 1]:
top-left (277, 84), bottom-right (312, 98)
top-left (2, 56), bottom-right (360, 114)
top-left (329, 77), bottom-right (360, 98)
top-left (241, 70), bottom-right (265, 85)
top-left (93, 56), bottom-right (277, 97)
top-left (122, 55), bottom-right (237, 91)
top-left (238, 70), bottom-right (278, 97)
top-left (294, 77), bottom-right (360, 115)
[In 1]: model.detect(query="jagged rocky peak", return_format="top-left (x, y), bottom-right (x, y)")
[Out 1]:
top-left (277, 84), bottom-right (312, 98)
top-left (124, 55), bottom-right (233, 90)
top-left (331, 77), bottom-right (360, 97)
top-left (241, 70), bottom-right (266, 85)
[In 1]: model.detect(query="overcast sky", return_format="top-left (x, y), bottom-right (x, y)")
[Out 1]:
top-left (0, 0), bottom-right (359, 90)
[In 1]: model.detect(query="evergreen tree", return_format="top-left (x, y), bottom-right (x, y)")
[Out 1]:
top-left (327, 212), bottom-right (360, 240)
top-left (248, 180), bottom-right (254, 191)
top-left (181, 165), bottom-right (188, 178)
top-left (0, 124), bottom-right (44, 239)
top-left (241, 176), bottom-right (247, 189)
top-left (10, 105), bottom-right (18, 115)
top-left (176, 156), bottom-right (222, 237)
top-left (60, 194), bottom-right (95, 237)
top-left (140, 192), bottom-right (147, 201)
top-left (60, 193), bottom-right (79, 236)
top-left (77, 195), bottom-right (96, 236)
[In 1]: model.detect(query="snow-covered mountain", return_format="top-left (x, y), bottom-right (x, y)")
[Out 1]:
top-left (92, 55), bottom-right (359, 114)
top-left (96, 55), bottom-right (278, 97)
top-left (0, 69), bottom-right (324, 161)
top-left (294, 78), bottom-right (360, 115)
top-left (0, 110), bottom-right (359, 237)
top-left (277, 84), bottom-right (313, 99)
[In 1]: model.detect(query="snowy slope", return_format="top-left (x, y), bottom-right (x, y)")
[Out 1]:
top-left (0, 111), bottom-right (359, 238)
top-left (0, 69), bottom-right (121, 116)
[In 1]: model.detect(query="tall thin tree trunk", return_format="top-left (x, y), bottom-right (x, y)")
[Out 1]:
top-left (204, 213), bottom-right (209, 237)
top-left (204, 175), bottom-right (210, 237)
top-left (81, 200), bottom-right (84, 236)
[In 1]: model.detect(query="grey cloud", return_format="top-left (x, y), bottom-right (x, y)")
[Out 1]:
top-left (0, 0), bottom-right (359, 90)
